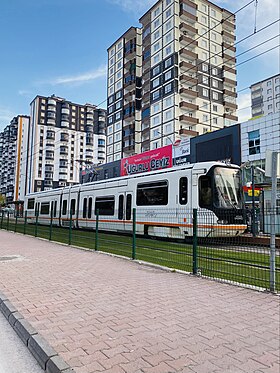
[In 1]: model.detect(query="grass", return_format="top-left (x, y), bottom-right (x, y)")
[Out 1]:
top-left (1, 217), bottom-right (279, 291)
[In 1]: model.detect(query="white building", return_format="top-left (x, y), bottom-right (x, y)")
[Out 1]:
top-left (250, 73), bottom-right (280, 118)
top-left (0, 115), bottom-right (30, 204)
top-left (27, 95), bottom-right (106, 193)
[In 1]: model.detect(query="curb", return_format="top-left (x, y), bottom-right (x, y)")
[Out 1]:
top-left (0, 291), bottom-right (76, 373)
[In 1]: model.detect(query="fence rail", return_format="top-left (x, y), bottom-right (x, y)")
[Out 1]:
top-left (0, 209), bottom-right (279, 292)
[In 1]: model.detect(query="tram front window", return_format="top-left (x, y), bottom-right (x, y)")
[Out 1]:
top-left (213, 167), bottom-right (242, 209)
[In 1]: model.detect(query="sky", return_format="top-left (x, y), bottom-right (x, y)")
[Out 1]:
top-left (0, 0), bottom-right (279, 132)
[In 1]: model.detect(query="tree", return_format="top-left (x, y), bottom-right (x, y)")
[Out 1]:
top-left (0, 194), bottom-right (6, 207)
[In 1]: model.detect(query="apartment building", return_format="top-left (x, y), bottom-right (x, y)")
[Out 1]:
top-left (107, 27), bottom-right (143, 162)
top-left (0, 115), bottom-right (30, 204)
top-left (107, 0), bottom-right (237, 160)
top-left (27, 95), bottom-right (106, 193)
top-left (250, 74), bottom-right (280, 118)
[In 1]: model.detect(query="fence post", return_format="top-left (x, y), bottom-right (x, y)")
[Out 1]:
top-left (95, 209), bottom-right (99, 251)
top-left (35, 210), bottom-right (38, 237)
top-left (49, 210), bottom-right (53, 241)
top-left (24, 211), bottom-right (27, 235)
top-left (0, 211), bottom-right (3, 229)
top-left (7, 212), bottom-right (10, 231)
top-left (68, 210), bottom-right (72, 245)
top-left (132, 208), bottom-right (136, 260)
top-left (192, 209), bottom-right (198, 275)
top-left (15, 213), bottom-right (18, 233)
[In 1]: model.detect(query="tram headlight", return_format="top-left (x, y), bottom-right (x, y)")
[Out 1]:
top-left (217, 219), bottom-right (228, 224)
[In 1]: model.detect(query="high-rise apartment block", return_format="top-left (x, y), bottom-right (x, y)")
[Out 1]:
top-left (107, 0), bottom-right (237, 161)
top-left (27, 95), bottom-right (106, 193)
top-left (0, 115), bottom-right (30, 204)
top-left (250, 74), bottom-right (280, 118)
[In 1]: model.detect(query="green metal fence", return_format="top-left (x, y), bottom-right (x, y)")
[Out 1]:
top-left (0, 209), bottom-right (279, 292)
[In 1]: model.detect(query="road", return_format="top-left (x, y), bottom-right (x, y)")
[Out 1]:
top-left (0, 312), bottom-right (43, 373)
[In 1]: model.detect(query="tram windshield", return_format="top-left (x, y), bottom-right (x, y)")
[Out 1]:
top-left (213, 167), bottom-right (242, 209)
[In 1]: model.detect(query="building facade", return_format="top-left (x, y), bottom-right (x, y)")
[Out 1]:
top-left (27, 95), bottom-right (106, 193)
top-left (107, 27), bottom-right (143, 162)
top-left (0, 115), bottom-right (30, 204)
top-left (250, 74), bottom-right (280, 118)
top-left (107, 0), bottom-right (237, 161)
top-left (240, 111), bottom-right (280, 185)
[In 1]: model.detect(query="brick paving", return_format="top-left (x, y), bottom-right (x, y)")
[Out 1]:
top-left (0, 230), bottom-right (279, 373)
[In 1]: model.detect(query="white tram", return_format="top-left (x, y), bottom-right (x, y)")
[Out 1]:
top-left (24, 161), bottom-right (247, 238)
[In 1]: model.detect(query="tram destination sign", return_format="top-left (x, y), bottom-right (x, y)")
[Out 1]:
top-left (121, 145), bottom-right (172, 176)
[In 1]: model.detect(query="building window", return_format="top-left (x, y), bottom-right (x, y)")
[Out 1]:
top-left (202, 63), bottom-right (208, 72)
top-left (202, 76), bottom-right (209, 85)
top-left (152, 64), bottom-right (161, 77)
top-left (152, 77), bottom-right (161, 89)
top-left (203, 88), bottom-right (209, 97)
top-left (212, 91), bottom-right (219, 100)
top-left (213, 104), bottom-right (218, 112)
top-left (248, 130), bottom-right (260, 155)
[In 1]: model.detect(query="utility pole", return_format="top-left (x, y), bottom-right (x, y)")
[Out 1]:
top-left (269, 152), bottom-right (277, 292)
top-left (251, 165), bottom-right (256, 237)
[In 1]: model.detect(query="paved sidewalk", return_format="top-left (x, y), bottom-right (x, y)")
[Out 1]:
top-left (0, 231), bottom-right (279, 373)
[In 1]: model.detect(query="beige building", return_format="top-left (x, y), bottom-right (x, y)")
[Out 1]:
top-left (107, 0), bottom-right (237, 161)
top-left (27, 95), bottom-right (106, 193)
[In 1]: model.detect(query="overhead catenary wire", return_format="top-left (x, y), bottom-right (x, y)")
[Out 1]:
top-left (6, 2), bottom-right (280, 174)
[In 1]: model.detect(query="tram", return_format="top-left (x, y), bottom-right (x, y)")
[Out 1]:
top-left (24, 161), bottom-right (247, 238)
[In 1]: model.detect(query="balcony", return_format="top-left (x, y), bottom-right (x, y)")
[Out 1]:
top-left (179, 35), bottom-right (197, 48)
top-left (179, 48), bottom-right (198, 61)
top-left (179, 101), bottom-right (198, 111)
top-left (179, 22), bottom-right (197, 36)
top-left (179, 9), bottom-right (197, 24)
top-left (223, 77), bottom-right (237, 86)
top-left (179, 128), bottom-right (198, 137)
top-left (179, 88), bottom-right (198, 98)
top-left (61, 108), bottom-right (70, 115)
top-left (223, 113), bottom-right (238, 121)
top-left (179, 74), bottom-right (198, 85)
top-left (48, 99), bottom-right (56, 106)
top-left (222, 19), bottom-right (236, 32)
top-left (179, 115), bottom-right (199, 125)
top-left (61, 121), bottom-right (69, 128)
top-left (223, 89), bottom-right (237, 98)
top-left (221, 30), bottom-right (236, 45)
top-left (223, 100), bottom-right (238, 110)
top-left (222, 65), bottom-right (236, 75)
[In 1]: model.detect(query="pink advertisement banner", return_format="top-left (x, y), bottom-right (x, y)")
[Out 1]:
top-left (121, 145), bottom-right (172, 176)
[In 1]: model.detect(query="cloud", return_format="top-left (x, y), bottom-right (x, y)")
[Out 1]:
top-left (107, 0), bottom-right (155, 17)
top-left (45, 66), bottom-right (107, 86)
top-left (18, 89), bottom-right (33, 97)
top-left (237, 93), bottom-right (251, 123)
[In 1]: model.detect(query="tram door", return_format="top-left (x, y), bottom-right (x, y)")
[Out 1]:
top-left (117, 192), bottom-right (133, 232)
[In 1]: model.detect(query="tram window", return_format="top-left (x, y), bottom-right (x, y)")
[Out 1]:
top-left (62, 200), bottom-right (67, 215)
top-left (126, 194), bottom-right (132, 220)
top-left (179, 177), bottom-right (188, 205)
top-left (83, 198), bottom-right (87, 218)
top-left (40, 202), bottom-right (50, 215)
top-left (136, 181), bottom-right (168, 206)
top-left (118, 195), bottom-right (124, 220)
top-left (199, 176), bottom-right (212, 207)
top-left (27, 198), bottom-right (35, 209)
top-left (95, 196), bottom-right (115, 216)
top-left (88, 198), bottom-right (92, 219)
top-left (70, 199), bottom-right (76, 215)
